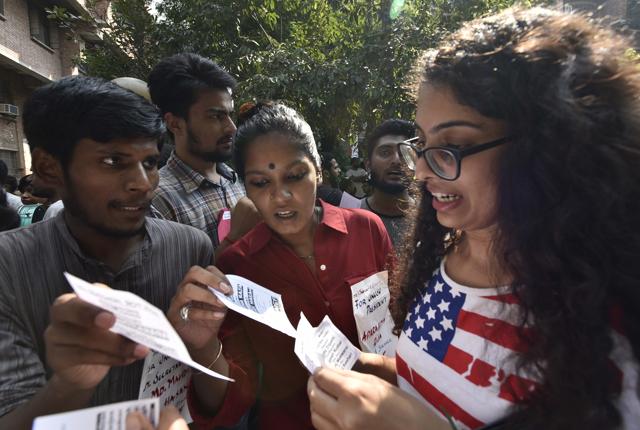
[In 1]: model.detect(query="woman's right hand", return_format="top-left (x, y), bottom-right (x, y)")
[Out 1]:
top-left (167, 265), bottom-right (231, 352)
top-left (308, 367), bottom-right (449, 430)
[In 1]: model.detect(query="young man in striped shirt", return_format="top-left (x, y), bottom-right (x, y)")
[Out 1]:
top-left (0, 76), bottom-right (229, 429)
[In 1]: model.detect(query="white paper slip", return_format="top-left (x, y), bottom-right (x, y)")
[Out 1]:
top-left (33, 397), bottom-right (159, 430)
top-left (64, 272), bottom-right (233, 382)
top-left (339, 191), bottom-right (361, 209)
top-left (208, 275), bottom-right (297, 338)
top-left (351, 271), bottom-right (398, 357)
top-left (294, 312), bottom-right (361, 373)
top-left (138, 353), bottom-right (192, 423)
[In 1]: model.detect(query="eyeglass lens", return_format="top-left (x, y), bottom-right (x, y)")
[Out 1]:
top-left (399, 144), bottom-right (417, 169)
top-left (426, 149), bottom-right (457, 180)
top-left (398, 144), bottom-right (458, 180)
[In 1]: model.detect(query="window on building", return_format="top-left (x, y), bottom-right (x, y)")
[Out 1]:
top-left (0, 0), bottom-right (5, 17)
top-left (0, 150), bottom-right (18, 176)
top-left (0, 81), bottom-right (11, 104)
top-left (28, 2), bottom-right (52, 47)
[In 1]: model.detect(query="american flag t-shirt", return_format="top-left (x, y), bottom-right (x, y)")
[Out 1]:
top-left (395, 261), bottom-right (538, 429)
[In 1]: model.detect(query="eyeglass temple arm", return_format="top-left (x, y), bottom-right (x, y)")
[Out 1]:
top-left (459, 137), bottom-right (510, 156)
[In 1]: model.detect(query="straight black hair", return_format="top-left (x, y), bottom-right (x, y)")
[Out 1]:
top-left (148, 53), bottom-right (236, 119)
top-left (23, 76), bottom-right (164, 169)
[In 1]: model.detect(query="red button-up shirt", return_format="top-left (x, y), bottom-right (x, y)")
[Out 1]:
top-left (189, 200), bottom-right (393, 429)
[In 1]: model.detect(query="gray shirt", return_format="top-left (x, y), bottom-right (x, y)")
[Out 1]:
top-left (0, 213), bottom-right (213, 416)
top-left (360, 197), bottom-right (411, 250)
top-left (42, 200), bottom-right (64, 221)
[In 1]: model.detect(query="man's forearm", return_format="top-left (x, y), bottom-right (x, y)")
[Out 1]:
top-left (0, 375), bottom-right (95, 430)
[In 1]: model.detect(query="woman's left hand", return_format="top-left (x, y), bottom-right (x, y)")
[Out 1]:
top-left (307, 367), bottom-right (449, 430)
top-left (167, 265), bottom-right (230, 351)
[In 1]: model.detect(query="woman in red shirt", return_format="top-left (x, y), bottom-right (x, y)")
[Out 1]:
top-left (187, 103), bottom-right (394, 429)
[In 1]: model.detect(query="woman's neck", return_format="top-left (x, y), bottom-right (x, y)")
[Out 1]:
top-left (445, 228), bottom-right (512, 288)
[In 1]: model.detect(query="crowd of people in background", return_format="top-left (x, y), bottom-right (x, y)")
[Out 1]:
top-left (0, 5), bottom-right (639, 430)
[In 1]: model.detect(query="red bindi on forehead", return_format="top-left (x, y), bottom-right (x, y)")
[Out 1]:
top-left (268, 163), bottom-right (276, 170)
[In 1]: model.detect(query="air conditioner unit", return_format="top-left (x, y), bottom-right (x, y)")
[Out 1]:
top-left (0, 104), bottom-right (18, 116)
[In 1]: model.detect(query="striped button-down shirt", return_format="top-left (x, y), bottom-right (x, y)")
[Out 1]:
top-left (0, 213), bottom-right (213, 416)
top-left (152, 152), bottom-right (245, 247)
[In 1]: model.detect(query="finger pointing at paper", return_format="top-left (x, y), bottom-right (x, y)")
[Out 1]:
top-left (167, 265), bottom-right (232, 351)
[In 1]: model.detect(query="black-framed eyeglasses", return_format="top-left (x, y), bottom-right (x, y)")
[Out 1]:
top-left (397, 136), bottom-right (510, 181)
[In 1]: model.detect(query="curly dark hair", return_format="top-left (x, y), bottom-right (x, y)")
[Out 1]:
top-left (391, 7), bottom-right (640, 430)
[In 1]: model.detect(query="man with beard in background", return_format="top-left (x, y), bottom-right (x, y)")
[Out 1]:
top-left (360, 119), bottom-right (416, 250)
top-left (149, 53), bottom-right (257, 249)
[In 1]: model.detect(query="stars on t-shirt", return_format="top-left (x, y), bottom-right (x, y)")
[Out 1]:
top-left (437, 299), bottom-right (450, 313)
top-left (403, 269), bottom-right (467, 361)
top-left (441, 316), bottom-right (454, 332)
top-left (429, 326), bottom-right (443, 342)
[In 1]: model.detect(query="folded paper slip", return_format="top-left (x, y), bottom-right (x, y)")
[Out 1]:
top-left (64, 272), bottom-right (233, 382)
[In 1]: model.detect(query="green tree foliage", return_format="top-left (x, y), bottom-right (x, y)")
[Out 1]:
top-left (81, 0), bottom-right (161, 79)
top-left (81, 0), bottom-right (547, 153)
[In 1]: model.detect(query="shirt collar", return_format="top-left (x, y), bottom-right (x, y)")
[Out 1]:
top-left (53, 213), bottom-right (154, 275)
top-left (166, 151), bottom-right (238, 194)
top-left (244, 199), bottom-right (348, 256)
top-left (319, 199), bottom-right (348, 234)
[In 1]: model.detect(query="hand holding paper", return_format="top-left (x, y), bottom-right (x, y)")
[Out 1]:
top-left (208, 275), bottom-right (359, 372)
top-left (45, 286), bottom-right (149, 391)
top-left (166, 265), bottom-right (231, 351)
top-left (64, 272), bottom-right (233, 382)
top-left (42, 272), bottom-right (374, 430)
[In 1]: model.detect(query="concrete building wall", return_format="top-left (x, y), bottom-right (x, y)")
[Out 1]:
top-left (0, 70), bottom-right (37, 177)
top-left (0, 0), bottom-right (65, 81)
top-left (0, 0), bottom-right (103, 177)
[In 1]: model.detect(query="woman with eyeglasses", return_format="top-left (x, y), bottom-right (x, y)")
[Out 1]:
top-left (306, 7), bottom-right (640, 430)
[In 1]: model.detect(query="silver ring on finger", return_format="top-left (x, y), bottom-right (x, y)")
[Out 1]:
top-left (179, 304), bottom-right (191, 322)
